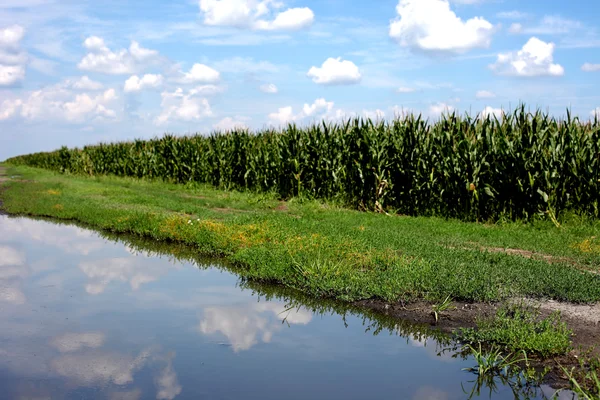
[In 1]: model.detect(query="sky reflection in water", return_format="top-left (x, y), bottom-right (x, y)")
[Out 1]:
top-left (0, 215), bottom-right (567, 399)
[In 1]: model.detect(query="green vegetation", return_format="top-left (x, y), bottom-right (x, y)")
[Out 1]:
top-left (457, 304), bottom-right (572, 357)
top-left (1, 165), bottom-right (600, 306)
top-left (461, 343), bottom-right (553, 399)
top-left (563, 361), bottom-right (600, 399)
top-left (6, 107), bottom-right (600, 222)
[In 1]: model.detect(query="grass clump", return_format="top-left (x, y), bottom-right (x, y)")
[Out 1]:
top-left (457, 304), bottom-right (572, 357)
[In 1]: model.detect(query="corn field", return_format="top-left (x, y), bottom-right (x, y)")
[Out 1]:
top-left (7, 106), bottom-right (600, 221)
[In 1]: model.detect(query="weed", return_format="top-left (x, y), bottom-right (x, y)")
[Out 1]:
top-left (457, 304), bottom-right (572, 357)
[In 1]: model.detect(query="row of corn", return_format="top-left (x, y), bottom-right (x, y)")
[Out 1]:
top-left (7, 106), bottom-right (600, 221)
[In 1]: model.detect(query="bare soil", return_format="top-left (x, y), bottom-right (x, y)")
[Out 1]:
top-left (356, 297), bottom-right (600, 358)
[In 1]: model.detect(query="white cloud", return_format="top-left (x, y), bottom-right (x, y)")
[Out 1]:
top-left (389, 0), bottom-right (494, 54)
top-left (156, 359), bottom-right (182, 400)
top-left (302, 97), bottom-right (334, 117)
top-left (481, 106), bottom-right (503, 118)
top-left (124, 74), bottom-right (163, 92)
top-left (78, 256), bottom-right (177, 294)
top-left (582, 63), bottom-right (600, 72)
top-left (362, 109), bottom-right (385, 120)
top-left (0, 98), bottom-right (22, 120)
top-left (429, 102), bottom-right (454, 116)
top-left (61, 89), bottom-right (117, 122)
top-left (0, 64), bottom-right (25, 85)
top-left (259, 83), bottom-right (278, 93)
top-left (254, 7), bottom-right (314, 31)
top-left (490, 37), bottom-right (564, 77)
top-left (51, 332), bottom-right (106, 353)
top-left (0, 24), bottom-right (25, 49)
top-left (508, 23), bottom-right (523, 34)
top-left (397, 86), bottom-right (416, 93)
top-left (51, 349), bottom-right (151, 386)
top-left (70, 76), bottom-right (103, 91)
top-left (268, 98), bottom-right (349, 126)
top-left (213, 116), bottom-right (249, 131)
top-left (268, 105), bottom-right (296, 125)
top-left (0, 286), bottom-right (26, 304)
top-left (592, 108), bottom-right (600, 118)
top-left (199, 0), bottom-right (314, 31)
top-left (78, 37), bottom-right (160, 75)
top-left (189, 84), bottom-right (225, 96)
top-left (497, 11), bottom-right (528, 20)
top-left (199, 302), bottom-right (312, 352)
top-left (1, 85), bottom-right (118, 123)
top-left (155, 88), bottom-right (213, 125)
top-left (0, 245), bottom-right (25, 268)
top-left (306, 57), bottom-right (361, 85)
top-left (173, 63), bottom-right (220, 84)
top-left (0, 25), bottom-right (27, 86)
top-left (475, 90), bottom-right (495, 99)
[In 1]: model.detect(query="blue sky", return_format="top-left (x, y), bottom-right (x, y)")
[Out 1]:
top-left (1, 0), bottom-right (600, 160)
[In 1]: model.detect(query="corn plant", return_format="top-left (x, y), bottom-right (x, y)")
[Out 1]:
top-left (8, 105), bottom-right (600, 222)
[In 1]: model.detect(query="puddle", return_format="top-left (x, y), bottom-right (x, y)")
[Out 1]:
top-left (0, 215), bottom-right (572, 399)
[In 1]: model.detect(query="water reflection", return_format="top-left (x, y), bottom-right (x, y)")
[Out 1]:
top-left (199, 303), bottom-right (313, 352)
top-left (0, 215), bottom-right (571, 399)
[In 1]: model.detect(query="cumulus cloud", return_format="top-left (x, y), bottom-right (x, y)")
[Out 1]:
top-left (489, 37), bottom-right (564, 77)
top-left (155, 87), bottom-right (213, 125)
top-left (0, 25), bottom-right (27, 86)
top-left (429, 102), bottom-right (454, 116)
top-left (592, 108), bottom-right (600, 118)
top-left (70, 76), bottom-right (103, 91)
top-left (213, 116), bottom-right (249, 131)
top-left (306, 57), bottom-right (361, 85)
top-left (199, 0), bottom-right (314, 31)
top-left (362, 109), bottom-right (385, 120)
top-left (389, 0), bottom-right (494, 54)
top-left (481, 106), bottom-right (503, 118)
top-left (268, 106), bottom-right (296, 125)
top-left (268, 98), bottom-right (349, 126)
top-left (475, 90), bottom-right (495, 99)
top-left (172, 63), bottom-right (220, 84)
top-left (78, 37), bottom-right (160, 75)
top-left (259, 83), bottom-right (278, 93)
top-left (582, 63), bottom-right (600, 72)
top-left (124, 74), bottom-right (163, 92)
top-left (0, 84), bottom-right (118, 123)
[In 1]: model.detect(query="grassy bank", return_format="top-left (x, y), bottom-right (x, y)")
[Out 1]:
top-left (7, 108), bottom-right (600, 222)
top-left (1, 164), bottom-right (600, 306)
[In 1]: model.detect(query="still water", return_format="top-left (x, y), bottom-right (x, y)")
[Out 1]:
top-left (0, 215), bottom-right (571, 399)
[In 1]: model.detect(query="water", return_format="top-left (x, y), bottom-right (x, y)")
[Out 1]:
top-left (0, 215), bottom-right (570, 399)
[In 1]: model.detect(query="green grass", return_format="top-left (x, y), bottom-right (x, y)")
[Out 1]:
top-left (457, 304), bottom-right (572, 357)
top-left (2, 164), bottom-right (600, 306)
